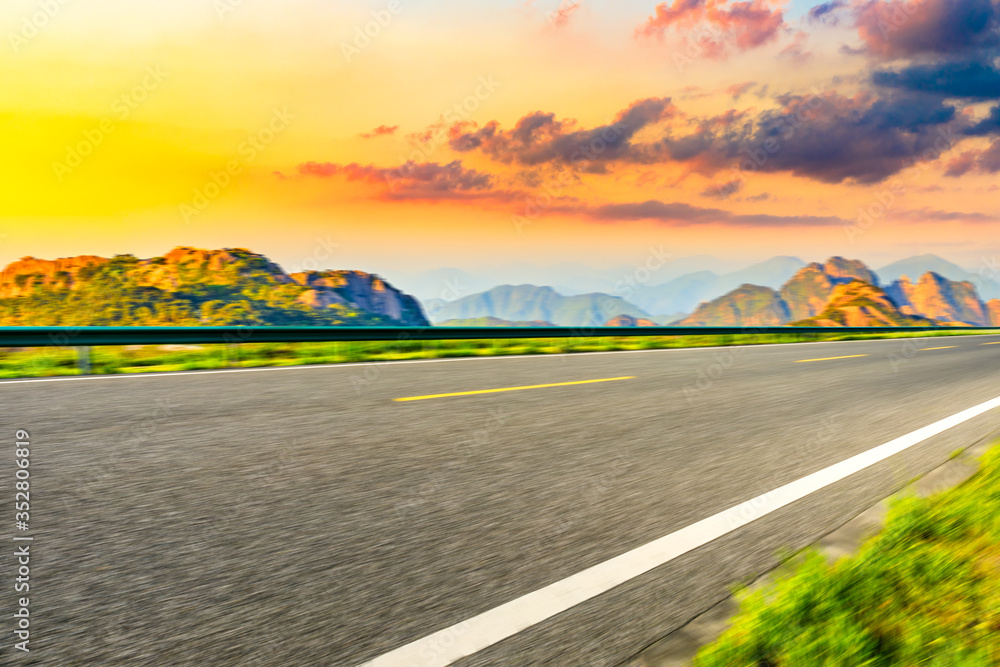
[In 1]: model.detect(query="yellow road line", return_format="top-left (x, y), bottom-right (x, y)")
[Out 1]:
top-left (394, 376), bottom-right (636, 402)
top-left (795, 354), bottom-right (868, 363)
top-left (981, 342), bottom-right (1000, 345)
top-left (920, 346), bottom-right (957, 351)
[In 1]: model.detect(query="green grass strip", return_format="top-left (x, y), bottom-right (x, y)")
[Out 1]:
top-left (0, 329), bottom-right (997, 379)
top-left (694, 443), bottom-right (1000, 666)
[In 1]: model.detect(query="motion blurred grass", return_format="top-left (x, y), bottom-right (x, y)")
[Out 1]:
top-left (694, 443), bottom-right (1000, 666)
top-left (0, 328), bottom-right (997, 378)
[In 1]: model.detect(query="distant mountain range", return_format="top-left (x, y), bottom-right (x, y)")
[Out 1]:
top-left (4, 249), bottom-right (994, 330)
top-left (417, 254), bottom-right (1000, 327)
top-left (682, 257), bottom-right (1000, 327)
top-left (380, 255), bottom-right (733, 303)
top-left (0, 247), bottom-right (429, 326)
top-left (427, 285), bottom-right (651, 327)
top-left (625, 256), bottom-right (806, 315)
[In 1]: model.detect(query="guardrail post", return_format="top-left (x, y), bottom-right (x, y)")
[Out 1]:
top-left (76, 346), bottom-right (92, 374)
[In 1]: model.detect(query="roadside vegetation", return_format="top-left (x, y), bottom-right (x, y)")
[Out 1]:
top-left (0, 328), bottom-right (997, 379)
top-left (694, 443), bottom-right (1000, 666)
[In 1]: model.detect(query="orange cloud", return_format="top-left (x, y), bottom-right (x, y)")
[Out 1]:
top-left (636, 0), bottom-right (785, 58)
top-left (296, 160), bottom-right (522, 202)
top-left (547, 0), bottom-right (582, 27)
top-left (444, 97), bottom-right (678, 170)
top-left (359, 124), bottom-right (399, 139)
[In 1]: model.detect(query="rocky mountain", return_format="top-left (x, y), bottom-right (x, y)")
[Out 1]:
top-left (427, 285), bottom-right (651, 327)
top-left (779, 257), bottom-right (880, 321)
top-left (989, 299), bottom-right (1000, 326)
top-left (679, 256), bottom-right (1000, 327)
top-left (822, 256), bottom-right (879, 286)
top-left (885, 272), bottom-right (990, 325)
top-left (0, 246), bottom-right (429, 326)
top-left (790, 281), bottom-right (937, 327)
top-left (289, 269), bottom-right (426, 324)
top-left (680, 284), bottom-right (791, 326)
top-left (877, 254), bottom-right (1000, 301)
top-left (0, 254), bottom-right (111, 298)
top-left (604, 314), bottom-right (656, 326)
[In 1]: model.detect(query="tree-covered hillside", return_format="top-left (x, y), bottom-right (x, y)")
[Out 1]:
top-left (0, 247), bottom-right (428, 326)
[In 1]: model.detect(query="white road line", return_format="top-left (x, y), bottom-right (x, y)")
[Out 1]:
top-left (361, 395), bottom-right (1000, 667)
top-left (2, 333), bottom-right (999, 386)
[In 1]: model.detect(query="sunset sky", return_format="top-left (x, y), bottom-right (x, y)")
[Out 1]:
top-left (2, 0), bottom-right (999, 285)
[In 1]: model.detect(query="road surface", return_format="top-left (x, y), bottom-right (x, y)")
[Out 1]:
top-left (3, 334), bottom-right (1000, 665)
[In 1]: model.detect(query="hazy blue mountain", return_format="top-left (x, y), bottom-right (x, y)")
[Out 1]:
top-left (718, 256), bottom-right (806, 292)
top-left (628, 256), bottom-right (805, 315)
top-left (385, 255), bottom-right (732, 301)
top-left (428, 285), bottom-right (650, 326)
top-left (627, 271), bottom-right (720, 315)
top-left (876, 254), bottom-right (1000, 300)
top-left (422, 298), bottom-right (447, 320)
top-left (376, 267), bottom-right (490, 303)
top-left (877, 254), bottom-right (970, 283)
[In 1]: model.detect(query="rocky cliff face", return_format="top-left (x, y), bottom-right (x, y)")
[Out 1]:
top-left (289, 270), bottom-right (426, 325)
top-left (779, 263), bottom-right (836, 321)
top-left (885, 272), bottom-right (990, 326)
top-left (0, 255), bottom-right (109, 297)
top-left (604, 314), bottom-right (656, 326)
top-left (679, 258), bottom-right (988, 328)
top-left (0, 247), bottom-right (429, 326)
top-left (791, 281), bottom-right (937, 327)
top-left (779, 256), bottom-right (879, 321)
top-left (822, 256), bottom-right (879, 286)
top-left (988, 299), bottom-right (1000, 326)
top-left (681, 284), bottom-right (790, 326)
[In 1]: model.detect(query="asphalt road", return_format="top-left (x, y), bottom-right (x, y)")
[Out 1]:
top-left (3, 334), bottom-right (1000, 665)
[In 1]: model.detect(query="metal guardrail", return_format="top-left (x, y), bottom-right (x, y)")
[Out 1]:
top-left (1, 325), bottom-right (994, 374)
top-left (0, 325), bottom-right (994, 347)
